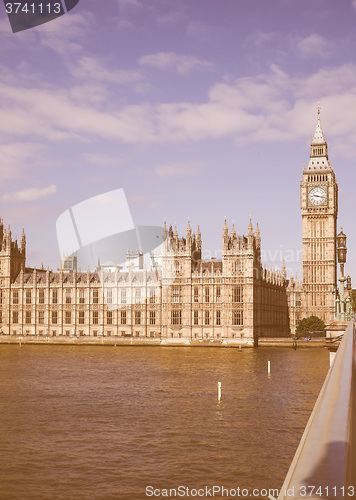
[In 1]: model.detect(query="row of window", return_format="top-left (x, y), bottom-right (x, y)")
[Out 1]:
top-left (4, 310), bottom-right (155, 326)
top-left (307, 174), bottom-right (328, 182)
top-left (310, 292), bottom-right (327, 307)
top-left (173, 309), bottom-right (243, 326)
top-left (201, 310), bottom-right (242, 326)
top-left (309, 242), bottom-right (326, 262)
top-left (2, 309), bottom-right (244, 326)
top-left (311, 148), bottom-right (326, 157)
top-left (3, 288), bottom-right (159, 305)
top-left (173, 285), bottom-right (243, 303)
top-left (307, 265), bottom-right (327, 284)
top-left (1, 286), bottom-right (244, 305)
top-left (11, 329), bottom-right (158, 337)
top-left (171, 261), bottom-right (244, 274)
top-left (309, 218), bottom-right (326, 239)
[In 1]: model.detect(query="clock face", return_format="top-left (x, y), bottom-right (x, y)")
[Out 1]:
top-left (309, 187), bottom-right (327, 205)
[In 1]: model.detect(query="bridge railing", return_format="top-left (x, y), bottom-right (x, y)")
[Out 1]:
top-left (277, 320), bottom-right (355, 500)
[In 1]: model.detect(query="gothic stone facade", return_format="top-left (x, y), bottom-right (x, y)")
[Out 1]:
top-left (0, 110), bottom-right (340, 338)
top-left (0, 219), bottom-right (290, 342)
top-left (285, 107), bottom-right (339, 331)
top-left (300, 108), bottom-right (338, 325)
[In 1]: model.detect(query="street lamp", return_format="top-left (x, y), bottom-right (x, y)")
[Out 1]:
top-left (336, 228), bottom-right (348, 321)
top-left (336, 228), bottom-right (347, 277)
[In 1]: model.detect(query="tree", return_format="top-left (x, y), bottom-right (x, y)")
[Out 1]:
top-left (295, 315), bottom-right (326, 338)
top-left (351, 289), bottom-right (356, 313)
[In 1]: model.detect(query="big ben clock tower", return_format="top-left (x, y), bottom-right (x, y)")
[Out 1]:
top-left (301, 104), bottom-right (338, 324)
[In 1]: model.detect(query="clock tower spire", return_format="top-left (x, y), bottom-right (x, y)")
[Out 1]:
top-left (305, 102), bottom-right (330, 171)
top-left (300, 103), bottom-right (338, 324)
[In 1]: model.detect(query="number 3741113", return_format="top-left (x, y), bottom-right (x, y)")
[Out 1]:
top-left (5, 3), bottom-right (62, 14)
top-left (299, 486), bottom-right (355, 497)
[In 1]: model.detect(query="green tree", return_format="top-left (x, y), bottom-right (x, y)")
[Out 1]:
top-left (295, 316), bottom-right (326, 338)
top-left (351, 289), bottom-right (356, 313)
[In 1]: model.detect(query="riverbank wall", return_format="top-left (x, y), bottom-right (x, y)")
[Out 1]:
top-left (0, 334), bottom-right (328, 348)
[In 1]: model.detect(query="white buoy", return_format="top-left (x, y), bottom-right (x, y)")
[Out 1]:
top-left (217, 381), bottom-right (222, 401)
top-left (268, 360), bottom-right (271, 374)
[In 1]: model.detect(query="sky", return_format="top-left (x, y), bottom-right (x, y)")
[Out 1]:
top-left (1, 0), bottom-right (356, 281)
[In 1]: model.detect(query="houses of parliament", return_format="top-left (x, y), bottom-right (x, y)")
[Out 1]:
top-left (0, 109), bottom-right (345, 342)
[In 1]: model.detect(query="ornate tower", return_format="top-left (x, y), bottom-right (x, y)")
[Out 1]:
top-left (301, 104), bottom-right (338, 324)
top-left (0, 221), bottom-right (26, 286)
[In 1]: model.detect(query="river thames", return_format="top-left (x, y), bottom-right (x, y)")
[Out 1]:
top-left (0, 345), bottom-right (329, 500)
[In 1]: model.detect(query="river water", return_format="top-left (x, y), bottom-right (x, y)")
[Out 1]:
top-left (0, 345), bottom-right (329, 500)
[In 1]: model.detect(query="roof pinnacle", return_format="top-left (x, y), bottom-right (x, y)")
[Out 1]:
top-left (247, 219), bottom-right (254, 239)
top-left (255, 222), bottom-right (260, 237)
top-left (311, 102), bottom-right (326, 146)
top-left (223, 218), bottom-right (228, 236)
top-left (186, 218), bottom-right (191, 238)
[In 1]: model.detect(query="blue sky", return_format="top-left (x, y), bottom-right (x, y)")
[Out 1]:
top-left (1, 0), bottom-right (356, 280)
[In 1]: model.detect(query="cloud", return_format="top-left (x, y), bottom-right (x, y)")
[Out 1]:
top-left (69, 83), bottom-right (111, 105)
top-left (127, 193), bottom-right (163, 212)
top-left (0, 143), bottom-right (45, 180)
top-left (68, 56), bottom-right (143, 85)
top-left (0, 81), bottom-right (157, 142)
top-left (3, 61), bottom-right (356, 157)
top-left (2, 184), bottom-right (57, 202)
top-left (37, 12), bottom-right (93, 55)
top-left (85, 153), bottom-right (124, 166)
top-left (139, 52), bottom-right (213, 75)
top-left (154, 161), bottom-right (205, 177)
top-left (0, 17), bottom-right (11, 34)
top-left (250, 31), bottom-right (275, 48)
top-left (117, 0), bottom-right (145, 8)
top-left (295, 34), bottom-right (333, 59)
top-left (186, 21), bottom-right (220, 40)
top-left (157, 11), bottom-right (185, 25)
